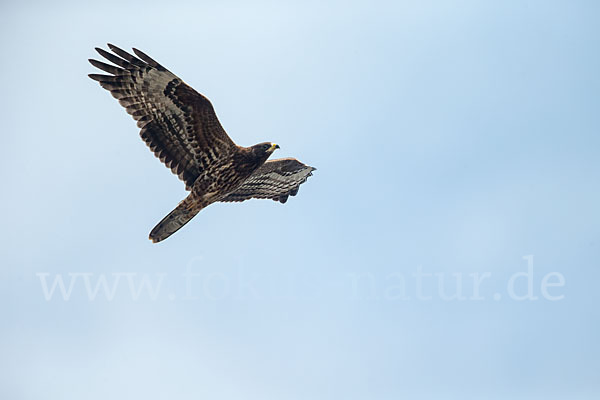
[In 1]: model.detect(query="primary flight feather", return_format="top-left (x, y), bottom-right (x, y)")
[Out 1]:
top-left (89, 44), bottom-right (315, 243)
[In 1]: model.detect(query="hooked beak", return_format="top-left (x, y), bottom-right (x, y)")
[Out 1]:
top-left (269, 143), bottom-right (280, 151)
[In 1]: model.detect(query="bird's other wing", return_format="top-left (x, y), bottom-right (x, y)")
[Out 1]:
top-left (220, 158), bottom-right (315, 203)
top-left (88, 44), bottom-right (236, 190)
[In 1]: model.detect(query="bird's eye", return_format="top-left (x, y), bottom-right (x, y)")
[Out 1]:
top-left (263, 144), bottom-right (271, 150)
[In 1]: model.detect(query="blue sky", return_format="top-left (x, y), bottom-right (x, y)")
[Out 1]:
top-left (1, 0), bottom-right (599, 399)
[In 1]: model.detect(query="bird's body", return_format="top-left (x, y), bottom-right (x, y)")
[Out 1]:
top-left (89, 44), bottom-right (315, 242)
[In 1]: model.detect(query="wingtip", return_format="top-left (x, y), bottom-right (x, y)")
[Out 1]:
top-left (132, 47), bottom-right (145, 59)
top-left (87, 73), bottom-right (106, 82)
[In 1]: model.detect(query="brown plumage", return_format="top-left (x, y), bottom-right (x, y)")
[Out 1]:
top-left (221, 158), bottom-right (315, 204)
top-left (89, 44), bottom-right (315, 243)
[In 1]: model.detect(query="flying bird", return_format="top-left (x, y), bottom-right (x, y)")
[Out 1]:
top-left (89, 44), bottom-right (315, 243)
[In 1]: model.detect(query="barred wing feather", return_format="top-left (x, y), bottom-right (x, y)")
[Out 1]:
top-left (220, 158), bottom-right (315, 203)
top-left (88, 44), bottom-right (236, 189)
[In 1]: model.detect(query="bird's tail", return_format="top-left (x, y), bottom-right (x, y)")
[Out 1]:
top-left (149, 195), bottom-right (203, 243)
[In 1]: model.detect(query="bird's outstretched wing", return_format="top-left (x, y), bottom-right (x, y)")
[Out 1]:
top-left (220, 158), bottom-right (315, 204)
top-left (88, 44), bottom-right (236, 189)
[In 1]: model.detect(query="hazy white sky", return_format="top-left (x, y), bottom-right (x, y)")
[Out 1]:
top-left (1, 1), bottom-right (599, 399)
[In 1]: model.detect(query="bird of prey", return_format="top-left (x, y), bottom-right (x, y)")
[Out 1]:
top-left (88, 44), bottom-right (315, 243)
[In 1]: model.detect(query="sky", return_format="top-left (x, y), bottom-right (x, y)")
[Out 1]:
top-left (1, 0), bottom-right (599, 399)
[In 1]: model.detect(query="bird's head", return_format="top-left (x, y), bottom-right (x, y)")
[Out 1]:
top-left (251, 142), bottom-right (280, 157)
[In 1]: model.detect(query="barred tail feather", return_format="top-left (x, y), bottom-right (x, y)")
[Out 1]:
top-left (149, 197), bottom-right (202, 243)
